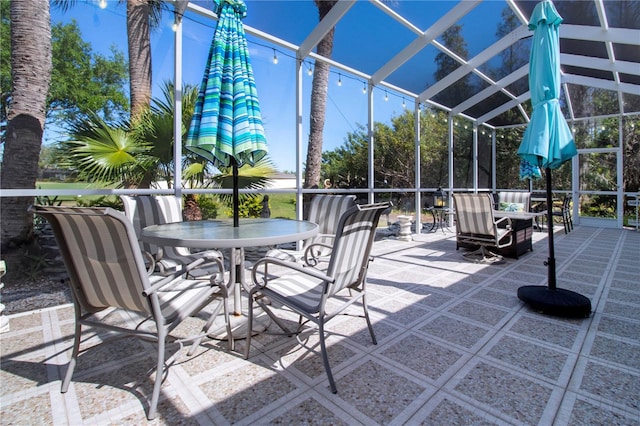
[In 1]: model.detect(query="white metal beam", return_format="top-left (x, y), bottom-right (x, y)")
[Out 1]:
top-left (476, 91), bottom-right (531, 125)
top-left (452, 66), bottom-right (528, 115)
top-left (560, 25), bottom-right (639, 45)
top-left (561, 54), bottom-right (640, 77)
top-left (418, 25), bottom-right (529, 103)
top-left (564, 74), bottom-right (638, 95)
top-left (298, 0), bottom-right (355, 59)
top-left (371, 1), bottom-right (481, 85)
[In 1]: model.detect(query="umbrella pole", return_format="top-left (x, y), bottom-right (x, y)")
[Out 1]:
top-left (232, 158), bottom-right (239, 228)
top-left (545, 167), bottom-right (557, 290)
top-left (517, 167), bottom-right (591, 317)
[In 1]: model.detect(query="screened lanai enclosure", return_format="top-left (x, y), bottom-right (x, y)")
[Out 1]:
top-left (2, 0), bottom-right (639, 237)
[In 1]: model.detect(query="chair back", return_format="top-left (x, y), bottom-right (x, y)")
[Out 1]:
top-left (453, 193), bottom-right (496, 236)
top-left (325, 202), bottom-right (388, 297)
top-left (30, 205), bottom-right (152, 314)
top-left (307, 194), bottom-right (357, 236)
top-left (498, 191), bottom-right (531, 212)
top-left (121, 195), bottom-right (189, 257)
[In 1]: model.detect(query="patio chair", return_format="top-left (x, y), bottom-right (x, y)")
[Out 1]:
top-left (121, 195), bottom-right (223, 276)
top-left (265, 194), bottom-right (357, 266)
top-left (30, 205), bottom-right (233, 420)
top-left (498, 191), bottom-right (531, 212)
top-left (453, 193), bottom-right (513, 264)
top-left (244, 202), bottom-right (389, 393)
top-left (550, 194), bottom-right (573, 233)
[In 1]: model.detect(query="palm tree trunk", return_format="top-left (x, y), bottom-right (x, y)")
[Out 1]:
top-left (1, 0), bottom-right (52, 250)
top-left (305, 1), bottom-right (337, 192)
top-left (127, 0), bottom-right (152, 119)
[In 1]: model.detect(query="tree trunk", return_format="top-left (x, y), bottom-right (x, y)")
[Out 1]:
top-left (1, 0), bottom-right (52, 251)
top-left (305, 1), bottom-right (336, 192)
top-left (127, 0), bottom-right (152, 120)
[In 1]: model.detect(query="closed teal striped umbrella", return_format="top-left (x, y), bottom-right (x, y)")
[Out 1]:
top-left (517, 0), bottom-right (576, 175)
top-left (186, 0), bottom-right (267, 226)
top-left (516, 1), bottom-right (590, 317)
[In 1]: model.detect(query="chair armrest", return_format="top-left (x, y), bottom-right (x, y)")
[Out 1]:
top-left (142, 257), bottom-right (225, 296)
top-left (303, 241), bottom-right (333, 266)
top-left (251, 257), bottom-right (334, 289)
top-left (142, 250), bottom-right (157, 275)
top-left (494, 216), bottom-right (512, 229)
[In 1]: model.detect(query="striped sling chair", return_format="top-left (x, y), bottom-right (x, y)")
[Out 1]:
top-left (244, 202), bottom-right (389, 393)
top-left (30, 205), bottom-right (233, 420)
top-left (265, 194), bottom-right (357, 266)
top-left (121, 195), bottom-right (223, 277)
top-left (453, 193), bottom-right (513, 264)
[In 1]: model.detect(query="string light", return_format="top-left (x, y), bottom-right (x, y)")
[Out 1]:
top-left (362, 82), bottom-right (367, 94)
top-left (402, 98), bottom-right (406, 108)
top-left (307, 65), bottom-right (313, 76)
top-left (337, 73), bottom-right (342, 86)
top-left (272, 49), bottom-right (278, 64)
top-left (99, 0), bottom-right (107, 9)
top-left (172, 22), bottom-right (178, 32)
top-left (384, 90), bottom-right (389, 101)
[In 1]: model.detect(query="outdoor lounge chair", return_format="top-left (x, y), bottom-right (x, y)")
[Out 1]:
top-left (265, 194), bottom-right (357, 266)
top-left (121, 195), bottom-right (223, 276)
top-left (498, 191), bottom-right (531, 212)
top-left (453, 193), bottom-right (513, 264)
top-left (30, 205), bottom-right (233, 420)
top-left (244, 202), bottom-right (389, 393)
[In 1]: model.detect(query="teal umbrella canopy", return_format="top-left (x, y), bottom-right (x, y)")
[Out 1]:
top-left (186, 0), bottom-right (268, 168)
top-left (518, 0), bottom-right (576, 177)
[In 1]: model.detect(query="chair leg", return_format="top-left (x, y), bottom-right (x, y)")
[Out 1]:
top-left (244, 296), bottom-right (255, 360)
top-left (318, 321), bottom-right (337, 394)
top-left (61, 321), bottom-right (82, 393)
top-left (148, 333), bottom-right (166, 420)
top-left (362, 294), bottom-right (377, 345)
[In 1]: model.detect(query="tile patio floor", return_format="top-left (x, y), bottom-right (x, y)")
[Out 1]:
top-left (1, 225), bottom-right (639, 425)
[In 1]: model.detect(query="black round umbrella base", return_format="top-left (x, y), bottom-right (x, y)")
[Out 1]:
top-left (518, 286), bottom-right (591, 318)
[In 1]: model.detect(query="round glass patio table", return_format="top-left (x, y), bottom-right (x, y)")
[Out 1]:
top-left (141, 218), bottom-right (319, 338)
top-left (141, 218), bottom-right (318, 250)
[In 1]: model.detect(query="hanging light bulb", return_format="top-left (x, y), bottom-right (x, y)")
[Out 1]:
top-left (272, 49), bottom-right (278, 64)
top-left (172, 22), bottom-right (178, 32)
top-left (384, 91), bottom-right (389, 101)
top-left (362, 82), bottom-right (367, 94)
top-left (402, 98), bottom-right (406, 108)
top-left (307, 65), bottom-right (313, 76)
top-left (337, 74), bottom-right (342, 86)
top-left (99, 0), bottom-right (107, 9)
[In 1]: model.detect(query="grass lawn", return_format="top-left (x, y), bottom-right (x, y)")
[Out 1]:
top-left (35, 181), bottom-right (117, 205)
top-left (265, 193), bottom-right (296, 219)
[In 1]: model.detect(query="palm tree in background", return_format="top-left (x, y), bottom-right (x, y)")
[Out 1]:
top-left (61, 81), bottom-right (275, 204)
top-left (305, 0), bottom-right (337, 193)
top-left (52, 0), bottom-right (162, 119)
top-left (0, 0), bottom-right (52, 250)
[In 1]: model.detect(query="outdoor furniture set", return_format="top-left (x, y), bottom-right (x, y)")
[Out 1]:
top-left (454, 191), bottom-right (544, 262)
top-left (30, 195), bottom-right (388, 419)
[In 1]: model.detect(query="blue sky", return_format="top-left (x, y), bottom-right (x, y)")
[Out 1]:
top-left (49, 0), bottom-right (506, 172)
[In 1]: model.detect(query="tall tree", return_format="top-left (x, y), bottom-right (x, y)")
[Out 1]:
top-left (49, 20), bottom-right (129, 126)
top-left (305, 0), bottom-right (337, 193)
top-left (52, 0), bottom-right (162, 119)
top-left (433, 24), bottom-right (472, 108)
top-left (1, 0), bottom-right (52, 250)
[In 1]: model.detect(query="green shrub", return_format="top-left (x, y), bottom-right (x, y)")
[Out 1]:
top-left (225, 196), bottom-right (263, 218)
top-left (195, 194), bottom-right (220, 219)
